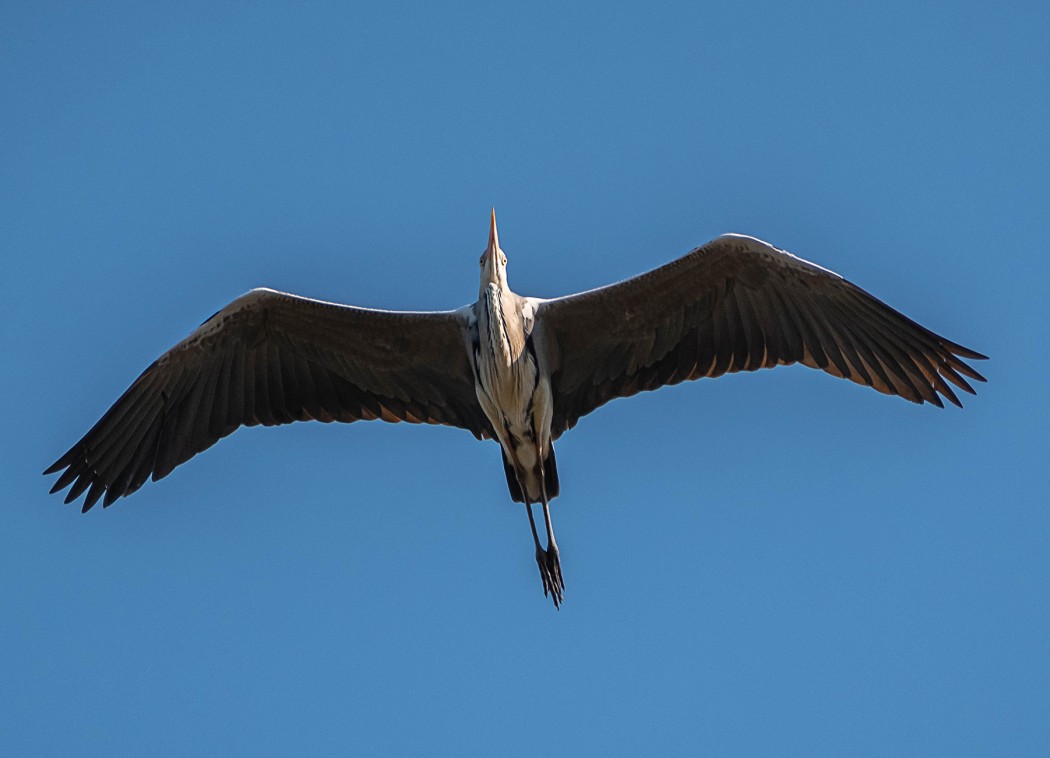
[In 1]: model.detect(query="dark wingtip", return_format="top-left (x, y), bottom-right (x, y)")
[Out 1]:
top-left (961, 361), bottom-right (986, 384)
top-left (49, 465), bottom-right (78, 495)
top-left (952, 344), bottom-right (989, 361)
top-left (43, 447), bottom-right (76, 476)
top-left (83, 481), bottom-right (106, 512)
top-left (102, 487), bottom-right (122, 508)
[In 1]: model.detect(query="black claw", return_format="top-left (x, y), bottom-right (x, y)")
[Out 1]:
top-left (535, 553), bottom-right (562, 607)
top-left (543, 546), bottom-right (564, 608)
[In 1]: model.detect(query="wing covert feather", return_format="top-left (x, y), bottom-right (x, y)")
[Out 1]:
top-left (536, 234), bottom-right (986, 437)
top-left (46, 288), bottom-right (489, 511)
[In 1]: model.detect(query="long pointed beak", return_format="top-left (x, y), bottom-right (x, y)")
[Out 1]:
top-left (486, 208), bottom-right (500, 263)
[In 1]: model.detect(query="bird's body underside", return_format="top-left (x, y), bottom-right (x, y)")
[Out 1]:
top-left (46, 211), bottom-right (987, 608)
top-left (471, 219), bottom-right (565, 601)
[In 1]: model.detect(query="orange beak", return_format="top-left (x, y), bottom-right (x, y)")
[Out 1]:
top-left (486, 208), bottom-right (500, 265)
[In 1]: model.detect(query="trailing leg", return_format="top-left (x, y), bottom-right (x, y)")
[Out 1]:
top-left (525, 501), bottom-right (560, 605)
top-left (537, 444), bottom-right (564, 607)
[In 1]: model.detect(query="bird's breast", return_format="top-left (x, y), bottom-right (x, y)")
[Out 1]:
top-left (474, 287), bottom-right (540, 433)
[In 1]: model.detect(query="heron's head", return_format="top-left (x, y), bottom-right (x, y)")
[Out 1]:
top-left (479, 208), bottom-right (508, 291)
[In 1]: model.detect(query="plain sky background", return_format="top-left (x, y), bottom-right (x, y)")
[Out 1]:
top-left (2, 2), bottom-right (1047, 755)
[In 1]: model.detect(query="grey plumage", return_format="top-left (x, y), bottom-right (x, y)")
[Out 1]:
top-left (46, 213), bottom-right (986, 607)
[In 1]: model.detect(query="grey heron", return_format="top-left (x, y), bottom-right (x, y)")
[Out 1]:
top-left (46, 210), bottom-right (986, 607)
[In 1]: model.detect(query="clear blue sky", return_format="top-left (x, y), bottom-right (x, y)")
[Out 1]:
top-left (3, 2), bottom-right (1047, 755)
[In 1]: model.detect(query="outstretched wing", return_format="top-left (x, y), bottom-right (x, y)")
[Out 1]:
top-left (46, 288), bottom-right (490, 511)
top-left (535, 234), bottom-right (987, 438)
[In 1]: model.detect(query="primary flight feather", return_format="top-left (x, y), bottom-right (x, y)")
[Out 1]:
top-left (47, 212), bottom-right (986, 607)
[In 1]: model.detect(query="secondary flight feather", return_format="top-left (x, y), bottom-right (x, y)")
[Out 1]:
top-left (46, 212), bottom-right (986, 607)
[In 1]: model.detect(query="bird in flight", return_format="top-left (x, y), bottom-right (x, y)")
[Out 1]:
top-left (46, 211), bottom-right (986, 607)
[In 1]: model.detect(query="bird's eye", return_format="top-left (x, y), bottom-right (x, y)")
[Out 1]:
top-left (502, 255), bottom-right (507, 266)
top-left (479, 254), bottom-right (485, 266)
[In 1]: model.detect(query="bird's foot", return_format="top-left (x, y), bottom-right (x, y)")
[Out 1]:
top-left (546, 543), bottom-right (565, 606)
top-left (535, 543), bottom-right (565, 609)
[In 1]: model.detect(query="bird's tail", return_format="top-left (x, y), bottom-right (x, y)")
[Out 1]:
top-left (501, 444), bottom-right (559, 504)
